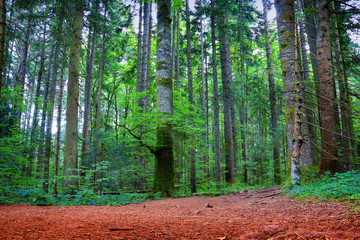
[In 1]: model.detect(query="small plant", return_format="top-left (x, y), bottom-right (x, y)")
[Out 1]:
top-left (286, 171), bottom-right (360, 202)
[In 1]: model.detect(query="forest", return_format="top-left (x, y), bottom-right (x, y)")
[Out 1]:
top-left (0, 0), bottom-right (360, 203)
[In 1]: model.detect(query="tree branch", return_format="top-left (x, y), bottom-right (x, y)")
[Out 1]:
top-left (116, 123), bottom-right (157, 154)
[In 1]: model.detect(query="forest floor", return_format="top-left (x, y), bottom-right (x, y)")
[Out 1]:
top-left (1, 186), bottom-right (360, 239)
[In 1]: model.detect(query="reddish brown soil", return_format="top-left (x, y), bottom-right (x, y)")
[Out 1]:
top-left (1, 187), bottom-right (360, 240)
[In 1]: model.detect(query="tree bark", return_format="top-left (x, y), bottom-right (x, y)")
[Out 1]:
top-left (136, 1), bottom-right (143, 93)
top-left (296, 0), bottom-right (314, 169)
top-left (0, 0), bottom-right (5, 96)
top-left (81, 0), bottom-right (99, 176)
top-left (27, 24), bottom-right (46, 177)
top-left (152, 0), bottom-right (174, 197)
top-left (141, 1), bottom-right (151, 109)
top-left (331, 5), bottom-right (351, 171)
top-left (218, 13), bottom-right (234, 184)
top-left (175, 9), bottom-right (180, 90)
top-left (43, 16), bottom-right (64, 192)
top-left (316, 0), bottom-right (339, 174)
top-left (64, 1), bottom-right (84, 194)
top-left (211, 0), bottom-right (221, 184)
top-left (263, 0), bottom-right (281, 184)
top-left (37, 46), bottom-right (54, 177)
top-left (275, 0), bottom-right (297, 180)
top-left (54, 30), bottom-right (67, 196)
top-left (15, 11), bottom-right (32, 124)
top-left (185, 0), bottom-right (196, 193)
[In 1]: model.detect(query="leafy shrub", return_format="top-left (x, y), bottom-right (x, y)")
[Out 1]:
top-left (286, 171), bottom-right (360, 201)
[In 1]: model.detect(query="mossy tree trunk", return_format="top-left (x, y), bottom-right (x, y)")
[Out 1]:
top-left (64, 1), bottom-right (84, 194)
top-left (152, 0), bottom-right (174, 197)
top-left (275, 0), bottom-right (300, 183)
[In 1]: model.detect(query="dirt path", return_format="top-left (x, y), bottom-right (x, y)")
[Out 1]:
top-left (1, 186), bottom-right (359, 239)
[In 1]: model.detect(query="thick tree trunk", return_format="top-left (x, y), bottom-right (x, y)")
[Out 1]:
top-left (302, 0), bottom-right (319, 85)
top-left (64, 1), bottom-right (84, 194)
top-left (296, 1), bottom-right (314, 169)
top-left (152, 0), bottom-right (174, 197)
top-left (275, 0), bottom-right (300, 182)
top-left (82, 1), bottom-right (99, 176)
top-left (218, 15), bottom-right (234, 184)
top-left (185, 0), bottom-right (196, 193)
top-left (211, 0), bottom-right (221, 184)
top-left (0, 0), bottom-right (5, 96)
top-left (316, 0), bottom-right (339, 174)
top-left (263, 0), bottom-right (281, 184)
top-left (331, 7), bottom-right (351, 171)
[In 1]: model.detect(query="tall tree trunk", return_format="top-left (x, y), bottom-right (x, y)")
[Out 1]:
top-left (171, 8), bottom-right (176, 81)
top-left (152, 0), bottom-right (174, 197)
top-left (263, 0), bottom-right (281, 184)
top-left (185, 0), bottom-right (196, 193)
top-left (28, 24), bottom-right (46, 177)
top-left (94, 1), bottom-right (107, 194)
top-left (211, 0), bottom-right (221, 184)
top-left (175, 9), bottom-right (180, 90)
top-left (275, 0), bottom-right (300, 182)
top-left (218, 14), bottom-right (234, 184)
top-left (331, 6), bottom-right (351, 171)
top-left (136, 1), bottom-right (143, 92)
top-left (316, 0), bottom-right (339, 174)
top-left (43, 17), bottom-right (64, 192)
top-left (15, 12), bottom-right (31, 124)
top-left (81, 0), bottom-right (99, 177)
top-left (0, 0), bottom-right (5, 96)
top-left (64, 1), bottom-right (84, 194)
top-left (37, 46), bottom-right (54, 177)
top-left (54, 30), bottom-right (67, 195)
top-left (141, 1), bottom-right (151, 109)
top-left (302, 0), bottom-right (320, 85)
top-left (197, 0), bottom-right (207, 174)
top-left (296, 0), bottom-right (314, 169)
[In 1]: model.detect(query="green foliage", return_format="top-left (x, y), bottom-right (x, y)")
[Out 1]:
top-left (286, 171), bottom-right (360, 201)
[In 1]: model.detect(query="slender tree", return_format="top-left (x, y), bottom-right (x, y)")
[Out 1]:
top-left (185, 0), bottom-right (196, 193)
top-left (262, 0), bottom-right (281, 184)
top-left (211, 0), bottom-right (221, 184)
top-left (0, 0), bottom-right (5, 96)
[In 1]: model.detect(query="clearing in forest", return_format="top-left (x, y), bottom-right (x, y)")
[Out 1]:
top-left (1, 187), bottom-right (360, 239)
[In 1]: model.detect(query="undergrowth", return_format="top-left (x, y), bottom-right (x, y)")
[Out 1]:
top-left (1, 189), bottom-right (163, 206)
top-left (286, 170), bottom-right (360, 202)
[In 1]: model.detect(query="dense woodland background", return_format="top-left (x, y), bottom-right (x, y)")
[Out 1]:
top-left (0, 0), bottom-right (360, 200)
